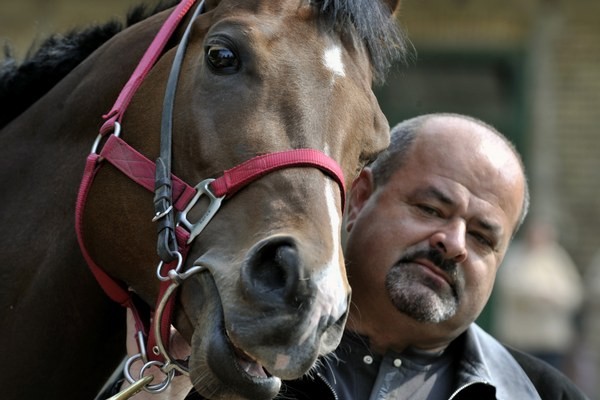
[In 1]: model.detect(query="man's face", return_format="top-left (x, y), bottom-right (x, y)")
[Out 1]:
top-left (343, 117), bottom-right (525, 348)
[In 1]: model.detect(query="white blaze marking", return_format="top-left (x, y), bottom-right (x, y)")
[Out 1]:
top-left (322, 179), bottom-right (344, 306)
top-left (298, 178), bottom-right (346, 345)
top-left (323, 46), bottom-right (345, 78)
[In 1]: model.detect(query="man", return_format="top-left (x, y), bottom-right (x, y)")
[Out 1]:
top-left (282, 113), bottom-right (588, 399)
top-left (105, 113), bottom-right (587, 399)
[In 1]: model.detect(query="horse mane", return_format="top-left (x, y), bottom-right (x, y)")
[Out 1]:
top-left (0, 0), bottom-right (405, 130)
top-left (0, 0), bottom-right (178, 129)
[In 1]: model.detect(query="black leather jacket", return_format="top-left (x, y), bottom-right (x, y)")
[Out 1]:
top-left (280, 325), bottom-right (589, 400)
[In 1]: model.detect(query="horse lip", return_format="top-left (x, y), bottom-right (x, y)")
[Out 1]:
top-left (185, 267), bottom-right (281, 399)
top-left (207, 322), bottom-right (281, 399)
top-left (199, 273), bottom-right (281, 399)
top-left (227, 331), bottom-right (273, 379)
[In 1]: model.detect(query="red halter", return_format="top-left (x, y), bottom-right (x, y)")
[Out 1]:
top-left (75, 0), bottom-right (346, 380)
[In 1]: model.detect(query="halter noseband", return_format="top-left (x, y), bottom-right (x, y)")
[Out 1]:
top-left (75, 0), bottom-right (346, 394)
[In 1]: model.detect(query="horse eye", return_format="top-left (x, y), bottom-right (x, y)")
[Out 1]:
top-left (205, 44), bottom-right (240, 73)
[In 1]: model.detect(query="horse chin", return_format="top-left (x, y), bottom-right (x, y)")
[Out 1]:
top-left (187, 270), bottom-right (282, 400)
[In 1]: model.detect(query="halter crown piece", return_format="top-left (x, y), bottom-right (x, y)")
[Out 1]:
top-left (75, 0), bottom-right (346, 395)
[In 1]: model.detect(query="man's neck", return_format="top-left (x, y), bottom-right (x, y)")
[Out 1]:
top-left (345, 317), bottom-right (453, 354)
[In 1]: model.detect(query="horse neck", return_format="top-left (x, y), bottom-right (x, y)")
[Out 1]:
top-left (1, 13), bottom-right (176, 238)
top-left (4, 7), bottom-right (173, 144)
top-left (0, 13), bottom-right (174, 398)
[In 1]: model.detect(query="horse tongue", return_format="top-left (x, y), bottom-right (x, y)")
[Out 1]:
top-left (238, 357), bottom-right (269, 378)
top-left (227, 330), bottom-right (271, 378)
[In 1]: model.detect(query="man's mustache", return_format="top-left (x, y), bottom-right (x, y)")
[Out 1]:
top-left (399, 248), bottom-right (457, 275)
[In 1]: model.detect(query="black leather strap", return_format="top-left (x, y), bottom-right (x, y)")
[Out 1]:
top-left (154, 1), bottom-right (205, 262)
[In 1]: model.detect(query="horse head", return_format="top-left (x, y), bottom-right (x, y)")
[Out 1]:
top-left (81, 0), bottom-right (404, 398)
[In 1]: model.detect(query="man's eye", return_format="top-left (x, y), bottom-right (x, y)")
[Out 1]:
top-left (417, 204), bottom-right (441, 217)
top-left (470, 231), bottom-right (494, 248)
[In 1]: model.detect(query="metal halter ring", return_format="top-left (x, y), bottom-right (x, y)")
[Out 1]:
top-left (156, 251), bottom-right (183, 282)
top-left (140, 360), bottom-right (176, 393)
top-left (123, 354), bottom-right (175, 394)
top-left (91, 121), bottom-right (121, 154)
top-left (123, 353), bottom-right (146, 388)
top-left (151, 264), bottom-right (207, 377)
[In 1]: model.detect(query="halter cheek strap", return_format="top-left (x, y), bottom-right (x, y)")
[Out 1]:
top-left (99, 0), bottom-right (199, 136)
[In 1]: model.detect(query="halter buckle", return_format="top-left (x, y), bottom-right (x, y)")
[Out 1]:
top-left (177, 179), bottom-right (224, 244)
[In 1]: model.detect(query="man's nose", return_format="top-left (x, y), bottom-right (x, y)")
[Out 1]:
top-left (429, 220), bottom-right (468, 263)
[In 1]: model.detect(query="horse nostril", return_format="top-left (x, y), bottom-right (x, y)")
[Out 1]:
top-left (242, 238), bottom-right (303, 306)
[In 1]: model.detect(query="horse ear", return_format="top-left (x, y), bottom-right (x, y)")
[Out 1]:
top-left (383, 0), bottom-right (401, 15)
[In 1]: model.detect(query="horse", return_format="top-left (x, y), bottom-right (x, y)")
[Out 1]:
top-left (0, 0), bottom-right (404, 399)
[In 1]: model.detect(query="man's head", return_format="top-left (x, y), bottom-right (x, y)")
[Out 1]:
top-left (344, 113), bottom-right (528, 352)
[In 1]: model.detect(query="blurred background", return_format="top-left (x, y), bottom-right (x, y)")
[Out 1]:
top-left (385, 3), bottom-right (599, 397)
top-left (1, 0), bottom-right (598, 397)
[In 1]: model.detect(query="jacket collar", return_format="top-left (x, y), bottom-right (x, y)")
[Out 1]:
top-left (455, 324), bottom-right (541, 399)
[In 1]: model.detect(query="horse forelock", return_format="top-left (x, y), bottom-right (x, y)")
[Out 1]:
top-left (0, 0), bottom-right (179, 129)
top-left (316, 0), bottom-right (407, 85)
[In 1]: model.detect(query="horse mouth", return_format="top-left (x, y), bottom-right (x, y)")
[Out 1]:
top-left (191, 270), bottom-right (281, 399)
top-left (187, 260), bottom-right (344, 398)
top-left (230, 338), bottom-right (272, 379)
top-left (205, 314), bottom-right (282, 400)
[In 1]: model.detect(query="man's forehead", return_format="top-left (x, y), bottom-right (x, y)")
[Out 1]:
top-left (404, 119), bottom-right (525, 235)
top-left (414, 117), bottom-right (520, 177)
top-left (417, 116), bottom-right (487, 145)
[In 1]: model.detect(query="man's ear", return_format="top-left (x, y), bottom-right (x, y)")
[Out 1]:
top-left (345, 168), bottom-right (375, 232)
top-left (382, 0), bottom-right (402, 15)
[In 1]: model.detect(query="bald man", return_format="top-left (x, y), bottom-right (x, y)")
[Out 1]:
top-left (283, 113), bottom-right (587, 400)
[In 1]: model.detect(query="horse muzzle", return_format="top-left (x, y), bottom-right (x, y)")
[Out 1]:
top-left (183, 235), bottom-right (350, 399)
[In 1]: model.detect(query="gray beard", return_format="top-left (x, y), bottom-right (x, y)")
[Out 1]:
top-left (385, 264), bottom-right (459, 323)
